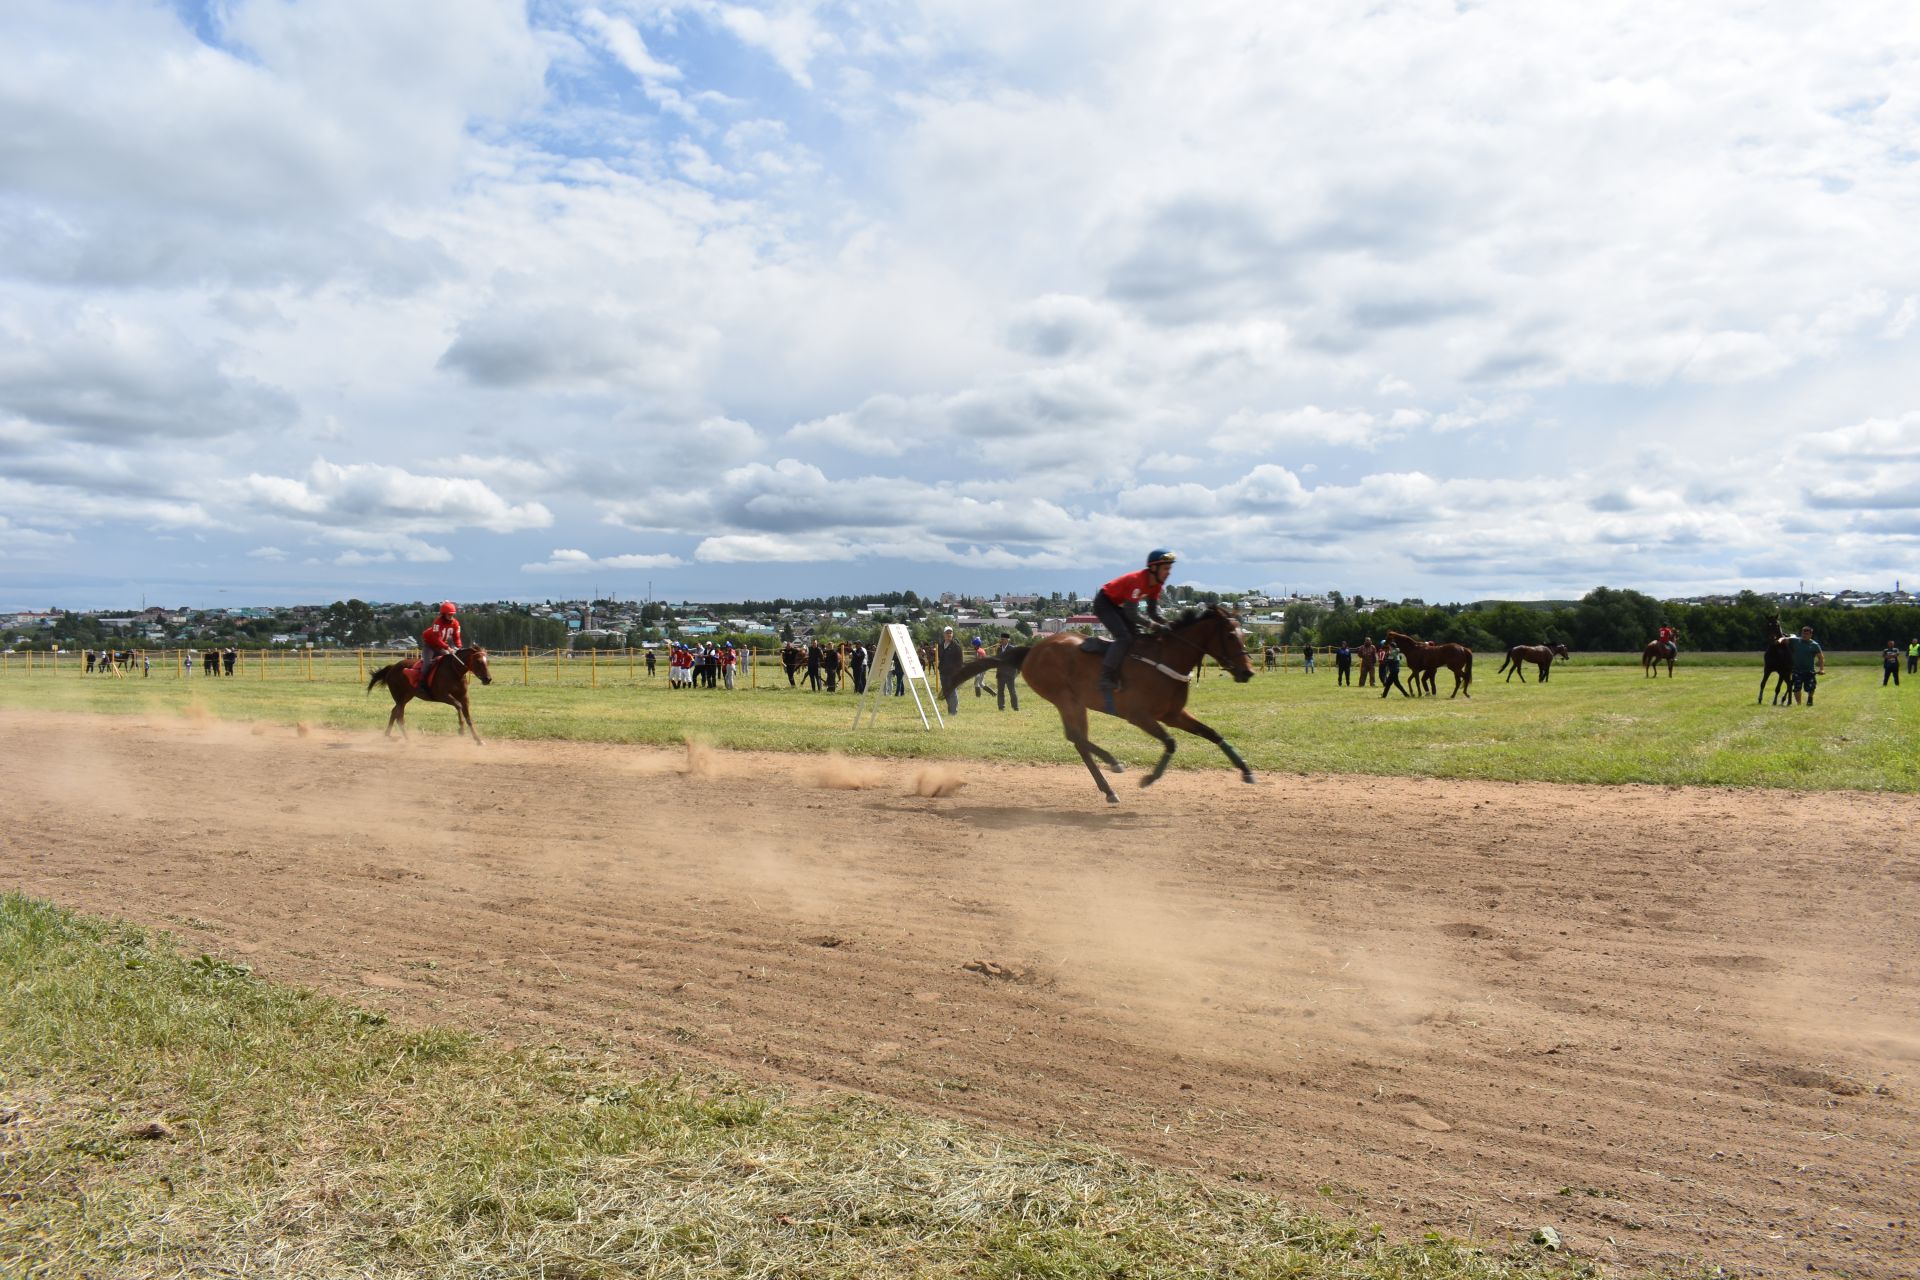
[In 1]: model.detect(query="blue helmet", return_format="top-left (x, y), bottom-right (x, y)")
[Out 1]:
top-left (1146, 548), bottom-right (1178, 567)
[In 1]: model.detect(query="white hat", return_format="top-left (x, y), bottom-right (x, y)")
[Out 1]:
top-left (942, 625), bottom-right (954, 632)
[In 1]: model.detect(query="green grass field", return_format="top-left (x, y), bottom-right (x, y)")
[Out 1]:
top-left (0, 895), bottom-right (1601, 1280)
top-left (4, 649), bottom-right (1914, 791)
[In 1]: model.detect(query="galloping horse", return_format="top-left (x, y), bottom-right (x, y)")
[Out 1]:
top-left (1498, 642), bottom-right (1570, 683)
top-left (1759, 617), bottom-right (1794, 705)
top-left (1385, 631), bottom-right (1473, 698)
top-left (1642, 639), bottom-right (1676, 678)
top-left (947, 604), bottom-right (1256, 803)
top-left (367, 646), bottom-right (492, 743)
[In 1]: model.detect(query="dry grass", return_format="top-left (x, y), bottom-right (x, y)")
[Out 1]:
top-left (0, 894), bottom-right (1622, 1279)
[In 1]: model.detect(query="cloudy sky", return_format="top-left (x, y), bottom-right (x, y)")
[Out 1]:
top-left (3, 0), bottom-right (1917, 609)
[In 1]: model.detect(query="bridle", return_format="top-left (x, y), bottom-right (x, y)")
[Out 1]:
top-left (1154, 607), bottom-right (1252, 674)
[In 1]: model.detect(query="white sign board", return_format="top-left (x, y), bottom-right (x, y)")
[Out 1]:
top-left (853, 623), bottom-right (943, 731)
top-left (886, 624), bottom-right (926, 679)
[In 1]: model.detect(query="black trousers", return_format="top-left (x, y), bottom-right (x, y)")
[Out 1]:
top-left (1093, 592), bottom-right (1138, 682)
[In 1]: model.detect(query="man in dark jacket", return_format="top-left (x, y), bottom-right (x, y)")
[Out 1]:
top-left (937, 626), bottom-right (964, 714)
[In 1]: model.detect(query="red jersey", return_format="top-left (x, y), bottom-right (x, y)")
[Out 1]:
top-left (1100, 568), bottom-right (1163, 605)
top-left (422, 618), bottom-right (462, 654)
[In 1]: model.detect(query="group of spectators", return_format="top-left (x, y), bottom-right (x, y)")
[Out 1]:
top-left (1264, 639), bottom-right (1389, 688)
top-left (666, 641), bottom-right (740, 689)
top-left (783, 639), bottom-right (876, 693)
top-left (183, 648), bottom-right (238, 677)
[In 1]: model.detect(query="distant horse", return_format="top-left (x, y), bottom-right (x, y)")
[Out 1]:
top-left (1642, 639), bottom-right (1676, 678)
top-left (1499, 642), bottom-right (1570, 683)
top-left (1386, 630), bottom-right (1473, 698)
top-left (367, 646), bottom-right (492, 743)
top-left (947, 604), bottom-right (1256, 804)
top-left (1759, 617), bottom-right (1794, 705)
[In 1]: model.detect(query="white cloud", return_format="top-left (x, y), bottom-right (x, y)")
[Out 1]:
top-left (238, 460), bottom-right (553, 533)
top-left (522, 547), bottom-right (684, 574)
top-left (7, 0), bottom-right (1920, 605)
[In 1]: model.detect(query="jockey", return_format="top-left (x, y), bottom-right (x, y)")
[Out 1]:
top-left (420, 601), bottom-right (462, 686)
top-left (1093, 549), bottom-right (1176, 711)
top-left (1658, 623), bottom-right (1677, 650)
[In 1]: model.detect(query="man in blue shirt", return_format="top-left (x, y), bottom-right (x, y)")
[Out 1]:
top-left (1790, 625), bottom-right (1826, 706)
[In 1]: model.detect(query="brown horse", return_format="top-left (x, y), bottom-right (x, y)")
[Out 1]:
top-left (1759, 617), bottom-right (1794, 705)
top-left (1385, 631), bottom-right (1473, 698)
top-left (1642, 639), bottom-right (1676, 678)
top-left (367, 646), bottom-right (492, 743)
top-left (947, 604), bottom-right (1256, 803)
top-left (1498, 642), bottom-right (1569, 683)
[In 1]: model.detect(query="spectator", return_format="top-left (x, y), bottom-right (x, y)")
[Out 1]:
top-left (1789, 625), bottom-right (1825, 706)
top-left (1908, 638), bottom-right (1919, 676)
top-left (805, 641), bottom-right (823, 691)
top-left (184, 650), bottom-right (194, 676)
top-left (645, 649), bottom-right (656, 677)
top-left (721, 642), bottom-right (738, 690)
top-left (1883, 639), bottom-right (1901, 687)
top-left (223, 647), bottom-right (237, 676)
top-left (1334, 642), bottom-right (1352, 686)
top-left (937, 626), bottom-right (965, 715)
top-left (1358, 638), bottom-right (1378, 687)
top-left (972, 636), bottom-right (989, 697)
top-left (996, 636), bottom-right (1020, 711)
top-left (849, 642), bottom-right (868, 695)
top-left (1301, 642), bottom-right (1316, 674)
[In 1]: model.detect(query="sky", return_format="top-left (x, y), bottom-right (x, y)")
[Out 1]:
top-left (3, 0), bottom-right (1918, 610)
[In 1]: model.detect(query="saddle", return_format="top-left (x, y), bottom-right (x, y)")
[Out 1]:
top-left (405, 660), bottom-right (427, 691)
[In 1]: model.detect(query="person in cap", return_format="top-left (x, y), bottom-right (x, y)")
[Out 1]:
top-left (1093, 550), bottom-right (1176, 712)
top-left (420, 601), bottom-right (461, 687)
top-left (937, 626), bottom-right (965, 714)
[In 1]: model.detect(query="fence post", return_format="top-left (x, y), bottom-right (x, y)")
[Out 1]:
top-left (553, 646), bottom-right (560, 684)
top-left (522, 645), bottom-right (529, 686)
top-left (358, 649), bottom-right (365, 682)
top-left (591, 644), bottom-right (598, 689)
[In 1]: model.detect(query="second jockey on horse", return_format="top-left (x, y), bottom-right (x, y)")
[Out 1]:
top-left (1094, 549), bottom-right (1176, 712)
top-left (421, 601), bottom-right (462, 689)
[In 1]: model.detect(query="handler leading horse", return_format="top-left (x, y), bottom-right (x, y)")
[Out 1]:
top-left (368, 645), bottom-right (492, 743)
top-left (947, 604), bottom-right (1256, 803)
top-left (1386, 631), bottom-right (1473, 698)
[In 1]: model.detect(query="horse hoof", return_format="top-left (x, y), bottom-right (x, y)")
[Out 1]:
top-left (1109, 762), bottom-right (1125, 774)
top-left (1105, 793), bottom-right (1120, 805)
top-left (1139, 774), bottom-right (1159, 789)
top-left (1242, 772), bottom-right (1257, 784)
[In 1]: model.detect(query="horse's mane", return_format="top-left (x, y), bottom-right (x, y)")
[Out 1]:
top-left (1169, 603), bottom-right (1232, 627)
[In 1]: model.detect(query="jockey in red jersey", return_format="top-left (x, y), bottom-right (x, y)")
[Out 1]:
top-left (1658, 623), bottom-right (1676, 650)
top-left (420, 601), bottom-right (462, 687)
top-left (1093, 549), bottom-right (1176, 712)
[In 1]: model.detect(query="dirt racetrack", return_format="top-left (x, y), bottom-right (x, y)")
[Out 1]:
top-left (4, 709), bottom-right (1915, 1278)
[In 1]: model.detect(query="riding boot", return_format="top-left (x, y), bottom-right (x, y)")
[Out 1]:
top-left (1096, 639), bottom-right (1126, 712)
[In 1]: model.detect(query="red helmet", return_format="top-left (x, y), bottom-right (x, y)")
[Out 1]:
top-left (439, 601), bottom-right (457, 616)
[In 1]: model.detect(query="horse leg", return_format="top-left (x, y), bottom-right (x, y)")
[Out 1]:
top-left (1131, 716), bottom-right (1178, 788)
top-left (1160, 708), bottom-right (1256, 784)
top-left (458, 696), bottom-right (484, 745)
top-left (1055, 705), bottom-right (1118, 804)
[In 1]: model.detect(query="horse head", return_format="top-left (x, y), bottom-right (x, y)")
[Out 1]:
top-left (1181, 603), bottom-right (1254, 682)
top-left (465, 646), bottom-right (492, 685)
top-left (1552, 642), bottom-right (1570, 659)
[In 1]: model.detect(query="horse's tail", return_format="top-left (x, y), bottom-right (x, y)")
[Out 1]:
top-left (944, 647), bottom-right (1030, 696)
top-left (367, 664), bottom-right (396, 692)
